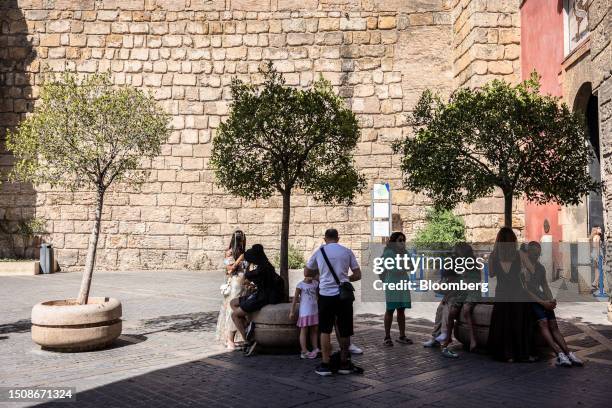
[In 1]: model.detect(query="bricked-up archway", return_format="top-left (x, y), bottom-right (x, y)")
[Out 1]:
top-left (0, 0), bottom-right (38, 259)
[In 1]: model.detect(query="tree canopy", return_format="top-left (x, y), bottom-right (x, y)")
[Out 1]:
top-left (7, 72), bottom-right (169, 192)
top-left (212, 63), bottom-right (364, 203)
top-left (394, 72), bottom-right (600, 227)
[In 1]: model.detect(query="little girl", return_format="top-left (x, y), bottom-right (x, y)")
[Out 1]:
top-left (289, 276), bottom-right (319, 359)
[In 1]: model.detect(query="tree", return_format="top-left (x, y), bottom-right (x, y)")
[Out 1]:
top-left (211, 63), bottom-right (365, 298)
top-left (7, 72), bottom-right (170, 304)
top-left (394, 73), bottom-right (600, 228)
top-left (413, 208), bottom-right (465, 250)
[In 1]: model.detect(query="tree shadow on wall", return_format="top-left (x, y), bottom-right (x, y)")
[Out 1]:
top-left (0, 1), bottom-right (38, 259)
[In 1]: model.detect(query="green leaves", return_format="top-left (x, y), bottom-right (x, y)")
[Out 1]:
top-left (6, 72), bottom-right (170, 192)
top-left (413, 209), bottom-right (466, 250)
top-left (394, 72), bottom-right (600, 215)
top-left (211, 63), bottom-right (365, 204)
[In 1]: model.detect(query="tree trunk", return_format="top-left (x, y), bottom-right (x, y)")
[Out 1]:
top-left (279, 190), bottom-right (291, 302)
top-left (503, 190), bottom-right (513, 228)
top-left (76, 187), bottom-right (105, 305)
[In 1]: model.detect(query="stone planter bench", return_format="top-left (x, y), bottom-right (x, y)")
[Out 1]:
top-left (0, 260), bottom-right (40, 276)
top-left (454, 303), bottom-right (547, 350)
top-left (453, 302), bottom-right (493, 348)
top-left (250, 303), bottom-right (299, 353)
top-left (31, 297), bottom-right (122, 352)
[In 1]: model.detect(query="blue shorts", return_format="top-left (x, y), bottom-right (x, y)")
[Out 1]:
top-left (532, 303), bottom-right (556, 321)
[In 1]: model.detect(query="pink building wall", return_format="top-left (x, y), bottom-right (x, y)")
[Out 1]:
top-left (520, 0), bottom-right (565, 242)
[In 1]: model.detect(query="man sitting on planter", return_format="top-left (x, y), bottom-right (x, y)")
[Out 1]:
top-left (304, 228), bottom-right (362, 376)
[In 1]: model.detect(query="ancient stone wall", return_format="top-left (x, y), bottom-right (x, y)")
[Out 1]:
top-left (589, 0), bottom-right (612, 271)
top-left (0, 0), bottom-right (520, 271)
top-left (449, 0), bottom-right (524, 240)
top-left (451, 0), bottom-right (521, 88)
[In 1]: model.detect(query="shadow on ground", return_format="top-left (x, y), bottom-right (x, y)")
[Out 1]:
top-left (33, 316), bottom-right (612, 408)
top-left (0, 318), bottom-right (31, 335)
top-left (138, 311), bottom-right (219, 336)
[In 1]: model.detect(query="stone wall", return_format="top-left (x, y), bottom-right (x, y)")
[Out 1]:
top-left (590, 0), bottom-right (612, 273)
top-left (0, 0), bottom-right (519, 271)
top-left (451, 0), bottom-right (521, 88)
top-left (450, 0), bottom-right (524, 240)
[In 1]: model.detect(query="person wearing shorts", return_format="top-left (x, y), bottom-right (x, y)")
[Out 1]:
top-left (524, 242), bottom-right (582, 367)
top-left (305, 228), bottom-right (361, 376)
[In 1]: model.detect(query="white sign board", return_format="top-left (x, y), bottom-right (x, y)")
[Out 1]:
top-left (371, 183), bottom-right (391, 238)
top-left (373, 202), bottom-right (389, 218)
top-left (372, 221), bottom-right (390, 237)
top-left (373, 183), bottom-right (390, 200)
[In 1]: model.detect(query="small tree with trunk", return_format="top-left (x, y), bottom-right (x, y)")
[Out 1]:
top-left (211, 63), bottom-right (365, 299)
top-left (7, 72), bottom-right (170, 304)
top-left (393, 73), bottom-right (600, 228)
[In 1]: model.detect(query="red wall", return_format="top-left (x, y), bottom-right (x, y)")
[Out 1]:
top-left (520, 0), bottom-right (565, 242)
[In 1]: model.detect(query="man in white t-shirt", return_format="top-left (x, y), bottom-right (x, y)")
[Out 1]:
top-left (305, 228), bottom-right (361, 376)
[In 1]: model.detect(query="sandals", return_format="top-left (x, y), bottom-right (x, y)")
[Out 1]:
top-left (396, 336), bottom-right (413, 345)
top-left (384, 336), bottom-right (413, 346)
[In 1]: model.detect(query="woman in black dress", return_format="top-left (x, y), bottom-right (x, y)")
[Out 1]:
top-left (487, 227), bottom-right (536, 362)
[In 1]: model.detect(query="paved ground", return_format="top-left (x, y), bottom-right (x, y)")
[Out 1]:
top-left (1, 270), bottom-right (612, 408)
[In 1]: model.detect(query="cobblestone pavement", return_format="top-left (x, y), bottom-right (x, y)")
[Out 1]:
top-left (1, 271), bottom-right (612, 408)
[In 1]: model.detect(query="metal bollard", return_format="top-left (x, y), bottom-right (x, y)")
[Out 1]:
top-left (40, 243), bottom-right (54, 274)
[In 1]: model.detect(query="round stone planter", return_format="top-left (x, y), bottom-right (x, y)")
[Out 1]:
top-left (454, 302), bottom-right (547, 349)
top-left (250, 303), bottom-right (299, 353)
top-left (31, 297), bottom-right (122, 352)
top-left (453, 302), bottom-right (493, 349)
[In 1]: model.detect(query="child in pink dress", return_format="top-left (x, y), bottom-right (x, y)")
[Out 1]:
top-left (289, 276), bottom-right (319, 359)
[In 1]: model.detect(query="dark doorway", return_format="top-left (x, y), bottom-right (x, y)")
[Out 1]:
top-left (574, 83), bottom-right (604, 236)
top-left (586, 92), bottom-right (603, 235)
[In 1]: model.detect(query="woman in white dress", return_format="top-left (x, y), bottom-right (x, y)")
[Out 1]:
top-left (215, 230), bottom-right (247, 349)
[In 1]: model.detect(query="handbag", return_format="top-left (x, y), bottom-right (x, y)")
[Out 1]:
top-left (220, 276), bottom-right (231, 296)
top-left (320, 246), bottom-right (355, 302)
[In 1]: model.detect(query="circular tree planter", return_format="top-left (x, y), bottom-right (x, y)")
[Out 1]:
top-left (250, 303), bottom-right (299, 353)
top-left (454, 302), bottom-right (547, 349)
top-left (31, 297), bottom-right (122, 352)
top-left (453, 302), bottom-right (493, 348)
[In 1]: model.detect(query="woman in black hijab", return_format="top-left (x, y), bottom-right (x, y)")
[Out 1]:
top-left (230, 244), bottom-right (284, 353)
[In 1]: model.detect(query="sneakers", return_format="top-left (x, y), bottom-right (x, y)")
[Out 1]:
top-left (423, 339), bottom-right (441, 348)
top-left (348, 343), bottom-right (363, 355)
top-left (441, 347), bottom-right (459, 358)
top-left (556, 352), bottom-right (572, 367)
top-left (311, 347), bottom-right (321, 356)
top-left (338, 361), bottom-right (353, 375)
top-left (245, 321), bottom-right (255, 341)
top-left (567, 352), bottom-right (584, 366)
top-left (315, 363), bottom-right (332, 376)
top-left (243, 341), bottom-right (257, 357)
top-left (301, 351), bottom-right (318, 359)
top-left (435, 332), bottom-right (448, 343)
